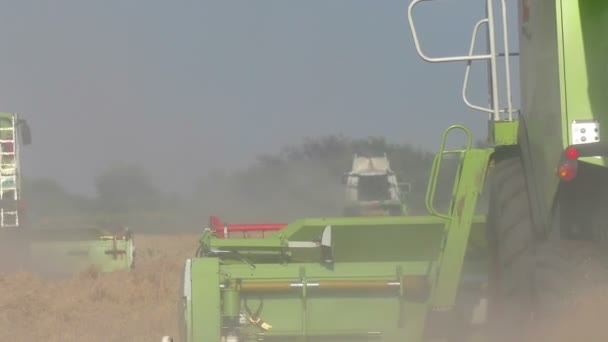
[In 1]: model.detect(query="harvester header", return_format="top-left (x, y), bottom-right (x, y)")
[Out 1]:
top-left (167, 123), bottom-right (492, 342)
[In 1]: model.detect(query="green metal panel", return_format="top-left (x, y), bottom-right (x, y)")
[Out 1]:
top-left (518, 0), bottom-right (608, 226)
top-left (192, 222), bottom-right (448, 340)
top-left (432, 148), bottom-right (493, 308)
top-left (190, 258), bottom-right (221, 342)
top-left (488, 121), bottom-right (518, 146)
top-left (209, 216), bottom-right (447, 264)
top-left (218, 262), bottom-right (434, 340)
top-left (0, 112), bottom-right (14, 120)
top-left (559, 0), bottom-right (608, 167)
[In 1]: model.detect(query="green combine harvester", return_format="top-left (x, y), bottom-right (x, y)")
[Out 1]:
top-left (0, 112), bottom-right (134, 275)
top-left (408, 0), bottom-right (608, 339)
top-left (342, 154), bottom-right (411, 217)
top-left (162, 0), bottom-right (607, 340)
top-left (163, 106), bottom-right (489, 340)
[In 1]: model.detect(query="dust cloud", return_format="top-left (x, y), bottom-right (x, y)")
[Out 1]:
top-left (0, 139), bottom-right (352, 341)
top-left (4, 145), bottom-right (608, 341)
top-left (524, 241), bottom-right (608, 342)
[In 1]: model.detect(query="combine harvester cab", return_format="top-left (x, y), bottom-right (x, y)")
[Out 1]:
top-left (0, 112), bottom-right (135, 275)
top-left (168, 127), bottom-right (491, 342)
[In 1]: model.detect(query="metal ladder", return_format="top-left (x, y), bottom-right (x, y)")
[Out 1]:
top-left (407, 0), bottom-right (519, 121)
top-left (0, 114), bottom-right (19, 228)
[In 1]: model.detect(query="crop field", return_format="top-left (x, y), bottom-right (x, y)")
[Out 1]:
top-left (0, 234), bottom-right (197, 342)
top-left (0, 233), bottom-right (608, 341)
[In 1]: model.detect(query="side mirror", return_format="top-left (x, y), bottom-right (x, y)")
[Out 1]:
top-left (341, 173), bottom-right (349, 185)
top-left (18, 119), bottom-right (32, 145)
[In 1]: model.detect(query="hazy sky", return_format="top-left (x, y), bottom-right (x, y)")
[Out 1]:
top-left (0, 0), bottom-right (520, 195)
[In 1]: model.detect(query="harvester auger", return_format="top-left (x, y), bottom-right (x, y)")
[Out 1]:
top-left (408, 0), bottom-right (608, 339)
top-left (0, 112), bottom-right (134, 275)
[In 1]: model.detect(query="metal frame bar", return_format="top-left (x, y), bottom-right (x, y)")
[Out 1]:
top-left (407, 0), bottom-right (517, 121)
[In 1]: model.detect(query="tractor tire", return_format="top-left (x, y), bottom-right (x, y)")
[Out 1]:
top-left (485, 154), bottom-right (571, 341)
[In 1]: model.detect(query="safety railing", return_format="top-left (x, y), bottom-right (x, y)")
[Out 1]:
top-left (425, 125), bottom-right (472, 219)
top-left (407, 0), bottom-right (518, 122)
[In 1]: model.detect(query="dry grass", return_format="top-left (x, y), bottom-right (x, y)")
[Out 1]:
top-left (527, 287), bottom-right (608, 342)
top-left (526, 242), bottom-right (608, 342)
top-left (0, 234), bottom-right (198, 342)
top-left (2, 233), bottom-right (608, 341)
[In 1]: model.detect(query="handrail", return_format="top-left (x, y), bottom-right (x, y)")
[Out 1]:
top-left (462, 19), bottom-right (493, 114)
top-left (407, 0), bottom-right (517, 122)
top-left (407, 0), bottom-right (493, 64)
top-left (425, 125), bottom-right (472, 219)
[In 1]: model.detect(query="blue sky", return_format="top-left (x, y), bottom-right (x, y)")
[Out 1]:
top-left (0, 0), bottom-right (520, 195)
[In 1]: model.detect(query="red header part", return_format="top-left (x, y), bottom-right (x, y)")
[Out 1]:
top-left (209, 216), bottom-right (288, 238)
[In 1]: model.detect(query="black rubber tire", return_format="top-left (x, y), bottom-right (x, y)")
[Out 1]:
top-left (485, 154), bottom-right (562, 341)
top-left (486, 152), bottom-right (608, 341)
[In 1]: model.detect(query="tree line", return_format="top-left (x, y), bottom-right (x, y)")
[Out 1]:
top-left (22, 135), bottom-right (462, 233)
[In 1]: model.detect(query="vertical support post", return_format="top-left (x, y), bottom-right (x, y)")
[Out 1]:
top-left (432, 148), bottom-right (493, 308)
top-left (500, 0), bottom-right (514, 121)
top-left (486, 0), bottom-right (501, 121)
top-left (485, 1), bottom-right (495, 121)
top-left (299, 267), bottom-right (308, 337)
top-left (397, 266), bottom-right (406, 328)
top-left (223, 285), bottom-right (241, 321)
